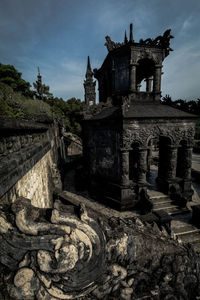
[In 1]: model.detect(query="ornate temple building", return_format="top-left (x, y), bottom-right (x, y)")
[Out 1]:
top-left (82, 24), bottom-right (198, 211)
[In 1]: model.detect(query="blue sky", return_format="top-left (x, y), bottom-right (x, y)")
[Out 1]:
top-left (0, 0), bottom-right (200, 101)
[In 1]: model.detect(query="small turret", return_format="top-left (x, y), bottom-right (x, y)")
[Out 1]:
top-left (84, 56), bottom-right (96, 106)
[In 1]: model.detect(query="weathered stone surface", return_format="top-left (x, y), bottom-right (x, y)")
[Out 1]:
top-left (1, 196), bottom-right (200, 299)
top-left (0, 119), bottom-right (63, 208)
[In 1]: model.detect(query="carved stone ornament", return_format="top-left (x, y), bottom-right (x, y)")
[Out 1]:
top-left (83, 98), bottom-right (113, 119)
top-left (0, 197), bottom-right (105, 299)
top-left (122, 125), bottom-right (195, 149)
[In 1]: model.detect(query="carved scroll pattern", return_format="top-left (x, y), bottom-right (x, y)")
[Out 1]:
top-left (0, 198), bottom-right (105, 299)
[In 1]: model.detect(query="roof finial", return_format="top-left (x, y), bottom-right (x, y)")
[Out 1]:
top-left (86, 56), bottom-right (93, 79)
top-left (124, 30), bottom-right (128, 44)
top-left (129, 23), bottom-right (134, 43)
top-left (38, 66), bottom-right (40, 75)
top-left (87, 56), bottom-right (91, 71)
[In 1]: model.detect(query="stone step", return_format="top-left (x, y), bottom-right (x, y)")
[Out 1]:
top-left (151, 198), bottom-right (172, 206)
top-left (149, 195), bottom-right (170, 201)
top-left (173, 225), bottom-right (200, 236)
top-left (177, 232), bottom-right (200, 244)
top-left (153, 201), bottom-right (175, 209)
top-left (148, 190), bottom-right (169, 198)
top-left (168, 207), bottom-right (189, 216)
top-left (153, 205), bottom-right (179, 213)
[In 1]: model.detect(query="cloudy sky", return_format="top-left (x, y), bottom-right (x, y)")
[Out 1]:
top-left (0, 0), bottom-right (199, 101)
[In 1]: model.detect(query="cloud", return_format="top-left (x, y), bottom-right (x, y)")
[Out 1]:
top-left (0, 0), bottom-right (200, 100)
top-left (162, 39), bottom-right (200, 100)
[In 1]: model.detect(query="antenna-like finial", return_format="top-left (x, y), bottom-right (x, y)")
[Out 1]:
top-left (129, 23), bottom-right (134, 43)
top-left (38, 66), bottom-right (40, 75)
top-left (124, 30), bottom-right (128, 44)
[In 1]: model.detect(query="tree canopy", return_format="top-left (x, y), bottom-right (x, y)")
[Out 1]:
top-left (0, 63), bottom-right (33, 97)
top-left (0, 62), bottom-right (83, 135)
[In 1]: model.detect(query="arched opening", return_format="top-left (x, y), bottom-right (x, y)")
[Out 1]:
top-left (129, 142), bottom-right (140, 181)
top-left (138, 79), bottom-right (146, 92)
top-left (158, 136), bottom-right (172, 181)
top-left (136, 58), bottom-right (155, 93)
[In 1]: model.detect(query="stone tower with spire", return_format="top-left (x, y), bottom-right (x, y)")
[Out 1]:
top-left (36, 67), bottom-right (43, 100)
top-left (84, 56), bottom-right (96, 106)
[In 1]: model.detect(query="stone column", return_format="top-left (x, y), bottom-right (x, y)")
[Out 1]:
top-left (129, 64), bottom-right (137, 92)
top-left (137, 148), bottom-right (148, 183)
top-left (166, 146), bottom-right (178, 180)
top-left (147, 140), bottom-right (153, 174)
top-left (121, 150), bottom-right (129, 186)
top-left (181, 146), bottom-right (192, 180)
top-left (146, 76), bottom-right (153, 92)
top-left (153, 65), bottom-right (162, 94)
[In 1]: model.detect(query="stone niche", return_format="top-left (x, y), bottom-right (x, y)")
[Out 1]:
top-left (82, 24), bottom-right (198, 211)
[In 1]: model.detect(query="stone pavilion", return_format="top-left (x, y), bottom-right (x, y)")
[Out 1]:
top-left (82, 24), bottom-right (197, 211)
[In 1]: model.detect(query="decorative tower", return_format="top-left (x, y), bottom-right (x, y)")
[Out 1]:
top-left (36, 67), bottom-right (43, 100)
top-left (84, 56), bottom-right (96, 106)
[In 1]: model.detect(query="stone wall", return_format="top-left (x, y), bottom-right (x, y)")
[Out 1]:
top-left (0, 118), bottom-right (63, 208)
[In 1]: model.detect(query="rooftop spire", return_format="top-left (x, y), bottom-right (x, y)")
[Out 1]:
top-left (85, 56), bottom-right (93, 79)
top-left (36, 67), bottom-right (43, 100)
top-left (84, 56), bottom-right (96, 106)
top-left (124, 30), bottom-right (128, 44)
top-left (129, 23), bottom-right (134, 43)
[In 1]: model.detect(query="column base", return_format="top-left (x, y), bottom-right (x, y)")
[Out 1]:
top-left (156, 177), bottom-right (181, 194)
top-left (88, 177), bottom-right (139, 211)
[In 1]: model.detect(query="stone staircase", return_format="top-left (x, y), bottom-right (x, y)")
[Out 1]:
top-left (148, 190), bottom-right (200, 252)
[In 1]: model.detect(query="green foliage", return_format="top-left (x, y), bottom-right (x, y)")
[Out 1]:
top-left (0, 62), bottom-right (83, 135)
top-left (33, 81), bottom-right (53, 100)
top-left (162, 95), bottom-right (200, 115)
top-left (0, 82), bottom-right (52, 120)
top-left (43, 97), bottom-right (83, 135)
top-left (161, 94), bottom-right (172, 105)
top-left (0, 63), bottom-right (32, 97)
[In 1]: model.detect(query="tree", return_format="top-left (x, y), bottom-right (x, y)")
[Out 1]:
top-left (0, 63), bottom-right (32, 97)
top-left (162, 94), bottom-right (172, 105)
